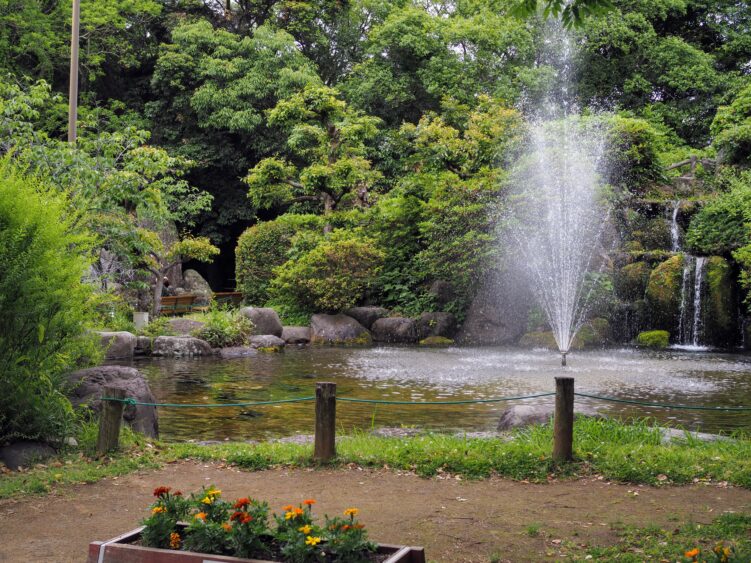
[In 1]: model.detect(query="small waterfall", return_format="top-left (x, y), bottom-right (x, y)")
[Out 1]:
top-left (669, 201), bottom-right (681, 252)
top-left (677, 255), bottom-right (707, 348)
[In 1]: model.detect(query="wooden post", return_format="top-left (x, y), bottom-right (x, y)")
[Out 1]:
top-left (553, 376), bottom-right (574, 462)
top-left (313, 382), bottom-right (336, 462)
top-left (97, 386), bottom-right (126, 455)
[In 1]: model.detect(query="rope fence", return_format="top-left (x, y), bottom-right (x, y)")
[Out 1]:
top-left (95, 379), bottom-right (751, 459)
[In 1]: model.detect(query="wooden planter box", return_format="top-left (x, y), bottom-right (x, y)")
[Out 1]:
top-left (88, 526), bottom-right (426, 563)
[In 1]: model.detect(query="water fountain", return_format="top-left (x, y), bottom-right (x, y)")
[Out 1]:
top-left (507, 118), bottom-right (610, 366)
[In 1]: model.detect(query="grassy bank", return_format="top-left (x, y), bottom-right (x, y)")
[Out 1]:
top-left (2, 418), bottom-right (751, 500)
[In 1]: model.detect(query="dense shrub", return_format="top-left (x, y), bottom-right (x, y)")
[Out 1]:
top-left (685, 172), bottom-right (751, 255)
top-left (235, 214), bottom-right (322, 305)
top-left (0, 161), bottom-right (99, 443)
top-left (269, 231), bottom-right (385, 313)
top-left (603, 115), bottom-right (665, 196)
top-left (711, 84), bottom-right (751, 165)
top-left (193, 308), bottom-right (254, 348)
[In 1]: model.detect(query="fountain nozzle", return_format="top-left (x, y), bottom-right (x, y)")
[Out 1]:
top-left (561, 351), bottom-right (568, 367)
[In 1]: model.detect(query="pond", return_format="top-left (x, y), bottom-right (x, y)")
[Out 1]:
top-left (119, 346), bottom-right (751, 442)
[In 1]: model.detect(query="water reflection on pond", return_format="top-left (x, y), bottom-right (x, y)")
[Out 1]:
top-left (121, 346), bottom-right (751, 442)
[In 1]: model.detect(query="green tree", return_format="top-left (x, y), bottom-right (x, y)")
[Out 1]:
top-left (245, 85), bottom-right (381, 230)
top-left (0, 159), bottom-right (99, 443)
top-left (711, 83), bottom-right (751, 165)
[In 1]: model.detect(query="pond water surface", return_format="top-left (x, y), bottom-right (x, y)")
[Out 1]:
top-left (120, 346), bottom-right (751, 442)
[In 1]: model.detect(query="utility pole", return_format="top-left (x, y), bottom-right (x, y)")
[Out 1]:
top-left (67, 0), bottom-right (80, 143)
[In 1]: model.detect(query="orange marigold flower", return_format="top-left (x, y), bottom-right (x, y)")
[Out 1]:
top-left (299, 525), bottom-right (312, 535)
top-left (685, 548), bottom-right (700, 558)
top-left (195, 512), bottom-right (207, 522)
top-left (342, 525), bottom-right (351, 531)
top-left (222, 523), bottom-right (232, 532)
top-left (169, 532), bottom-right (180, 550)
top-left (153, 486), bottom-right (171, 497)
top-left (174, 491), bottom-right (182, 497)
top-left (240, 513), bottom-right (252, 524)
top-left (343, 508), bottom-right (359, 517)
top-left (151, 506), bottom-right (167, 515)
top-left (303, 499), bottom-right (316, 506)
top-left (282, 504), bottom-right (294, 511)
top-left (233, 498), bottom-right (250, 509)
top-left (230, 511), bottom-right (245, 522)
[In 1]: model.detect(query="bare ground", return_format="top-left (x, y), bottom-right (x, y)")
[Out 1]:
top-left (1, 461), bottom-right (750, 562)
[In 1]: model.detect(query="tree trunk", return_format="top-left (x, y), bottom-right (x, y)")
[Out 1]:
top-left (151, 274), bottom-right (164, 317)
top-left (323, 193), bottom-right (335, 234)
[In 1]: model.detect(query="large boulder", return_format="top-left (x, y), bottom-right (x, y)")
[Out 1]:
top-left (96, 331), bottom-right (136, 360)
top-left (168, 318), bottom-right (205, 336)
top-left (218, 346), bottom-right (257, 359)
top-left (456, 272), bottom-right (532, 345)
top-left (415, 312), bottom-right (456, 339)
top-left (182, 269), bottom-right (212, 305)
top-left (135, 336), bottom-right (153, 356)
top-left (152, 336), bottom-right (213, 357)
top-left (344, 306), bottom-right (388, 329)
top-left (645, 254), bottom-right (684, 333)
top-left (310, 314), bottom-right (372, 345)
top-left (249, 335), bottom-right (286, 351)
top-left (240, 307), bottom-right (283, 337)
top-left (371, 317), bottom-right (418, 343)
top-left (0, 441), bottom-right (56, 471)
top-left (428, 280), bottom-right (455, 307)
top-left (497, 404), bottom-right (601, 431)
top-left (67, 365), bottom-right (159, 437)
top-left (282, 326), bottom-right (311, 344)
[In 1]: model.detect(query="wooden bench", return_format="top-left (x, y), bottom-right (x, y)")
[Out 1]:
top-left (159, 294), bottom-right (208, 315)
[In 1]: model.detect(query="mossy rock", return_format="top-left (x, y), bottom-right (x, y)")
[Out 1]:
top-left (632, 218), bottom-right (671, 250)
top-left (418, 336), bottom-right (454, 346)
top-left (636, 330), bottom-right (669, 349)
top-left (518, 331), bottom-right (558, 350)
top-left (256, 346), bottom-right (284, 353)
top-left (704, 256), bottom-right (739, 347)
top-left (614, 261), bottom-right (651, 301)
top-left (645, 254), bottom-right (684, 333)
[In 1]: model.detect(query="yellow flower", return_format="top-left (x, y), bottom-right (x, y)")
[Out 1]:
top-left (343, 508), bottom-right (359, 517)
top-left (285, 511), bottom-right (296, 520)
top-left (299, 525), bottom-right (312, 535)
top-left (305, 536), bottom-right (321, 546)
top-left (151, 506), bottom-right (166, 515)
top-left (169, 532), bottom-right (180, 550)
top-left (207, 488), bottom-right (221, 497)
top-left (685, 548), bottom-right (700, 558)
top-left (195, 512), bottom-right (207, 521)
top-left (202, 496), bottom-right (213, 504)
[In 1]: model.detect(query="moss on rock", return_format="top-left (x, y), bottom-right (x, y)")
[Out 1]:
top-left (704, 256), bottom-right (738, 347)
top-left (614, 262), bottom-right (651, 301)
top-left (636, 330), bottom-right (669, 349)
top-left (418, 336), bottom-right (455, 346)
top-left (645, 254), bottom-right (684, 333)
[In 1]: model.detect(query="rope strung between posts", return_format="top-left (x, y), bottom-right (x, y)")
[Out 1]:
top-left (574, 392), bottom-right (751, 411)
top-left (100, 392), bottom-right (556, 408)
top-left (99, 396), bottom-right (316, 408)
top-left (99, 391), bottom-right (751, 411)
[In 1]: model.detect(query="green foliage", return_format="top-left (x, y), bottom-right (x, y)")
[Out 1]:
top-left (193, 308), bottom-right (255, 348)
top-left (686, 172), bottom-right (751, 255)
top-left (139, 316), bottom-right (175, 338)
top-left (636, 330), bottom-right (670, 348)
top-left (0, 160), bottom-right (99, 444)
top-left (604, 114), bottom-right (665, 195)
top-left (712, 83), bottom-right (751, 165)
top-left (235, 214), bottom-right (323, 305)
top-left (512, 0), bottom-right (615, 29)
top-left (270, 231), bottom-right (385, 313)
top-left (645, 255), bottom-right (684, 332)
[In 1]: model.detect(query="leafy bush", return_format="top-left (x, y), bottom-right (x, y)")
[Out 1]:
top-left (636, 330), bottom-right (670, 349)
top-left (235, 214), bottom-right (322, 305)
top-left (193, 308), bottom-right (254, 348)
top-left (0, 161), bottom-right (99, 444)
top-left (139, 316), bottom-right (175, 337)
top-left (604, 115), bottom-right (665, 195)
top-left (269, 231), bottom-right (385, 313)
top-left (711, 84), bottom-right (751, 165)
top-left (686, 172), bottom-right (751, 255)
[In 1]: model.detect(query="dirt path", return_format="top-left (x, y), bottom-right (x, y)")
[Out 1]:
top-left (1, 462), bottom-right (750, 562)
